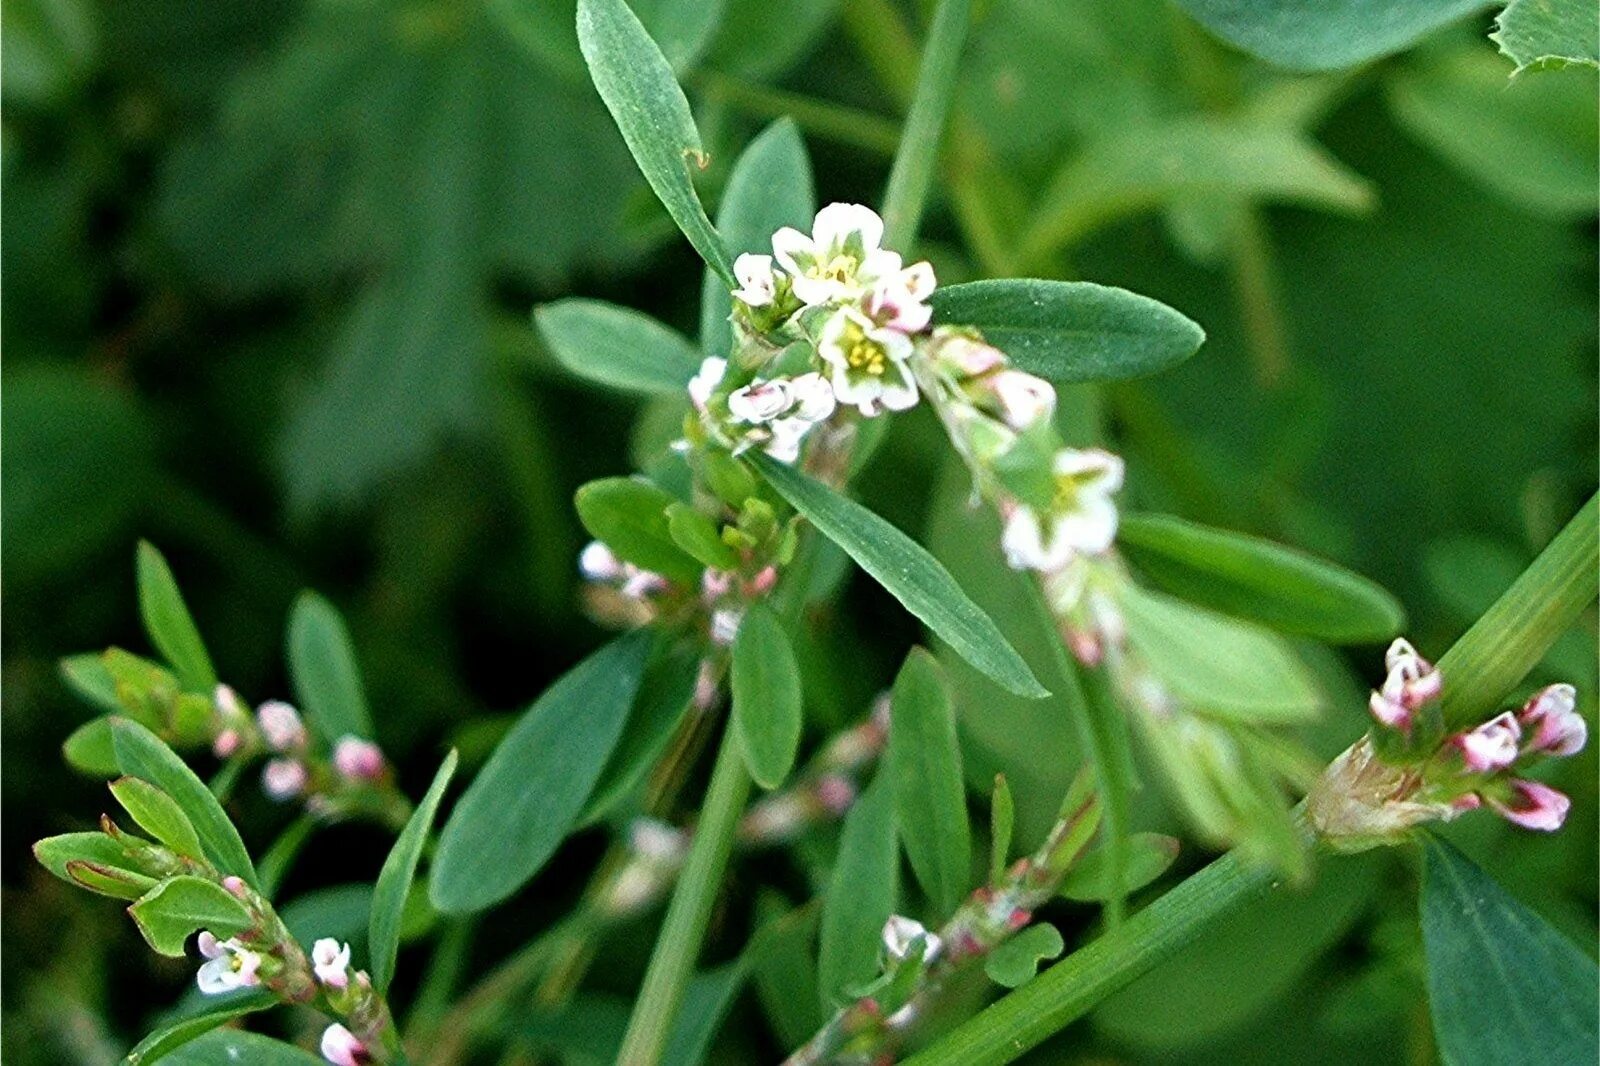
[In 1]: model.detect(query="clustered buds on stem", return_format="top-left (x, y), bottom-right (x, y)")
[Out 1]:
top-left (1311, 639), bottom-right (1586, 847)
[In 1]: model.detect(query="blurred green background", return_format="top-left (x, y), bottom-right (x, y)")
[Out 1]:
top-left (3, 0), bottom-right (1595, 1062)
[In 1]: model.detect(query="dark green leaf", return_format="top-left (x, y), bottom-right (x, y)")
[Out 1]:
top-left (753, 455), bottom-right (1047, 699)
top-left (1421, 835), bottom-right (1598, 1066)
top-left (1493, 0), bottom-right (1598, 73)
top-left (889, 649), bottom-right (971, 914)
top-left (574, 476), bottom-right (703, 584)
top-left (537, 298), bottom-right (702, 395)
top-left (1117, 512), bottom-right (1404, 643)
top-left (287, 591), bottom-right (374, 743)
top-left (123, 990), bottom-right (276, 1065)
top-left (580, 645), bottom-right (699, 826)
top-left (1168, 0), bottom-right (1484, 71)
top-left (700, 118), bottom-right (815, 357)
top-left (110, 777), bottom-right (204, 859)
top-left (136, 542), bottom-right (217, 691)
top-left (157, 1029), bottom-right (322, 1065)
top-left (431, 633), bottom-right (652, 912)
top-left (732, 603), bottom-right (804, 789)
top-left (929, 279), bottom-right (1205, 384)
top-left (370, 750), bottom-right (457, 992)
top-left (818, 776), bottom-right (898, 1006)
top-left (110, 718), bottom-right (259, 888)
top-left (985, 922), bottom-right (1064, 988)
top-left (666, 502), bottom-right (741, 569)
top-left (128, 875), bottom-right (252, 958)
top-left (1061, 833), bottom-right (1180, 902)
top-left (751, 895), bottom-right (823, 1049)
top-left (577, 0), bottom-right (733, 282)
top-left (61, 653), bottom-right (123, 714)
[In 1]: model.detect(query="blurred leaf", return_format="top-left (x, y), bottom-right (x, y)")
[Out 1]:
top-left (63, 717), bottom-right (120, 776)
top-left (1, 0), bottom-right (97, 107)
top-left (370, 750), bottom-right (456, 993)
top-left (574, 476), bottom-right (703, 583)
top-left (700, 118), bottom-right (816, 358)
top-left (578, 0), bottom-right (734, 282)
top-left (751, 895), bottom-right (823, 1048)
top-left (818, 775), bottom-right (898, 1006)
top-left (754, 455), bottom-right (1048, 699)
top-left (1387, 47), bottom-right (1597, 218)
top-left (889, 648), bottom-right (972, 915)
top-left (158, 1030), bottom-right (323, 1065)
top-left (537, 299), bottom-right (702, 395)
top-left (667, 502), bottom-right (742, 569)
top-left (707, 0), bottom-right (837, 80)
top-left (136, 542), bottom-right (217, 692)
top-left (124, 991), bottom-right (277, 1065)
top-left (662, 960), bottom-right (748, 1066)
top-left (930, 279), bottom-right (1206, 383)
top-left (985, 922), bottom-right (1064, 988)
top-left (1421, 835), bottom-right (1598, 1065)
top-left (580, 644), bottom-right (699, 825)
top-left (128, 876), bottom-right (252, 958)
top-left (1492, 0), bottom-right (1599, 72)
top-left (61, 653), bottom-right (122, 714)
top-left (280, 883), bottom-right (374, 956)
top-left (110, 777), bottom-right (203, 859)
top-left (1118, 512), bottom-right (1405, 643)
top-left (1061, 832), bottom-right (1180, 901)
top-left (989, 774), bottom-right (1015, 883)
top-left (1168, 0), bottom-right (1484, 71)
top-left (732, 603), bottom-right (804, 789)
top-left (287, 591), bottom-right (375, 744)
top-left (1120, 584), bottom-right (1323, 723)
top-left (111, 719), bottom-right (259, 887)
top-left (431, 632), bottom-right (652, 912)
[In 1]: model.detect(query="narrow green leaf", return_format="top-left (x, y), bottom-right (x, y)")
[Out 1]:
top-left (67, 860), bottom-right (160, 899)
top-left (700, 118), bottom-right (815, 357)
top-left (110, 777), bottom-right (203, 859)
top-left (667, 502), bottom-right (741, 570)
top-left (985, 923), bottom-right (1064, 989)
top-left (753, 454), bottom-right (1047, 699)
top-left (818, 776), bottom-right (898, 1006)
top-left (34, 832), bottom-right (144, 887)
top-left (110, 719), bottom-right (258, 888)
top-left (287, 591), bottom-right (374, 743)
top-left (889, 648), bottom-right (971, 915)
top-left (577, 0), bottom-right (734, 283)
top-left (63, 717), bottom-right (119, 776)
top-left (750, 895), bottom-right (823, 1049)
top-left (1168, 0), bottom-right (1483, 71)
top-left (431, 633), bottom-right (652, 913)
top-left (731, 603), bottom-right (804, 789)
top-left (989, 774), bottom-right (1014, 885)
top-left (575, 476), bottom-right (703, 584)
top-left (370, 749), bottom-right (457, 992)
top-left (580, 644), bottom-right (699, 826)
top-left (61, 653), bottom-right (123, 713)
top-left (880, 0), bottom-right (970, 250)
top-left (537, 298), bottom-right (702, 395)
top-left (1119, 585), bottom-right (1322, 723)
top-left (1060, 833), bottom-right (1180, 902)
top-left (1117, 512), bottom-right (1405, 643)
top-left (156, 1029), bottom-right (323, 1065)
top-left (123, 990), bottom-right (276, 1065)
top-left (135, 542), bottom-right (216, 691)
top-left (127, 875), bottom-right (252, 957)
top-left (1493, 0), bottom-right (1599, 73)
top-left (929, 280), bottom-right (1205, 384)
top-left (1421, 835), bottom-right (1598, 1066)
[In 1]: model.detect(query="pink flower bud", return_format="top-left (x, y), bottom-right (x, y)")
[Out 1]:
top-left (320, 1023), bottom-right (369, 1066)
top-left (257, 700), bottom-right (307, 752)
top-left (333, 737), bottom-right (385, 782)
top-left (214, 684), bottom-right (245, 720)
top-left (816, 774), bottom-right (857, 815)
top-left (747, 566), bottom-right (778, 595)
top-left (311, 938), bottom-right (352, 989)
top-left (222, 876), bottom-right (248, 899)
top-left (1489, 779), bottom-right (1571, 831)
top-left (1450, 792), bottom-right (1482, 813)
top-left (988, 370), bottom-right (1056, 429)
top-left (1453, 712), bottom-right (1521, 773)
top-left (262, 758), bottom-right (308, 800)
top-left (709, 608), bottom-right (743, 646)
top-left (1369, 638), bottom-right (1442, 729)
top-left (701, 569), bottom-right (735, 600)
top-left (932, 331), bottom-right (1005, 377)
top-left (1518, 683), bottom-right (1586, 757)
top-left (212, 729), bottom-right (242, 759)
top-left (579, 541), bottom-right (623, 582)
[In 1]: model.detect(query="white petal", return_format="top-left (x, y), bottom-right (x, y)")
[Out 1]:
top-left (788, 373), bottom-right (837, 422)
top-left (1055, 496), bottom-right (1119, 555)
top-left (196, 956), bottom-right (239, 995)
top-left (812, 202), bottom-right (883, 255)
top-left (770, 227), bottom-right (816, 276)
top-left (790, 273), bottom-right (848, 307)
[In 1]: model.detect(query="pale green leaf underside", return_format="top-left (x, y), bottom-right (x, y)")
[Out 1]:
top-left (1493, 0), bottom-right (1600, 73)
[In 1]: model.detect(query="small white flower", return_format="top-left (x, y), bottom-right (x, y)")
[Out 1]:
top-left (882, 914), bottom-right (942, 963)
top-left (818, 307), bottom-right (918, 416)
top-left (257, 700), bottom-right (307, 752)
top-left (320, 1023), bottom-right (368, 1066)
top-left (1001, 449), bottom-right (1124, 572)
top-left (1519, 683), bottom-right (1587, 757)
top-left (628, 818), bottom-right (689, 863)
top-left (864, 260), bottom-right (937, 332)
top-left (688, 357), bottom-right (727, 411)
top-left (579, 541), bottom-right (624, 582)
top-left (987, 370), bottom-right (1056, 429)
top-left (214, 684), bottom-right (246, 721)
top-left (710, 607), bottom-right (743, 645)
top-left (732, 252), bottom-right (779, 308)
top-left (619, 566), bottom-right (668, 600)
top-left (727, 379), bottom-right (794, 423)
top-left (261, 758), bottom-right (308, 801)
top-left (196, 931), bottom-right (262, 995)
top-left (312, 937), bottom-right (352, 988)
top-left (1454, 712), bottom-right (1521, 773)
top-left (333, 736), bottom-right (385, 781)
top-left (763, 373), bottom-right (838, 462)
top-left (771, 203), bottom-right (902, 307)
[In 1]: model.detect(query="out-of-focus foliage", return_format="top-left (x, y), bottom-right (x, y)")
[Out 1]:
top-left (3, 0), bottom-right (1594, 1063)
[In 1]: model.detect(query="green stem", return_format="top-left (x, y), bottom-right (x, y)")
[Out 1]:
top-left (616, 725), bottom-right (753, 1065)
top-left (1434, 493), bottom-right (1597, 729)
top-left (1229, 208), bottom-right (1292, 389)
top-left (692, 72), bottom-right (902, 156)
top-left (901, 851), bottom-right (1276, 1065)
top-left (880, 0), bottom-right (973, 250)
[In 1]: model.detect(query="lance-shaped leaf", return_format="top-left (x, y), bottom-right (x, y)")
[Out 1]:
top-left (752, 455), bottom-right (1046, 699)
top-left (431, 632), bottom-right (652, 912)
top-left (109, 777), bottom-right (203, 860)
top-left (370, 749), bottom-right (457, 992)
top-left (136, 542), bottom-right (216, 691)
top-left (1061, 833), bottom-right (1180, 902)
top-left (1117, 512), bottom-right (1404, 643)
top-left (577, 0), bottom-right (733, 283)
top-left (1168, 0), bottom-right (1485, 71)
top-left (575, 476), bottom-right (703, 584)
top-left (110, 719), bottom-right (259, 888)
top-left (128, 875), bottom-right (252, 958)
top-left (157, 1029), bottom-right (324, 1065)
top-left (287, 591), bottom-right (374, 743)
top-left (63, 716), bottom-right (119, 776)
top-left (580, 644), bottom-right (699, 826)
top-left (1421, 835), bottom-right (1598, 1066)
top-left (34, 832), bottom-right (156, 899)
top-left (889, 649), bottom-right (972, 915)
top-left (1493, 0), bottom-right (1599, 73)
top-left (818, 776), bottom-right (899, 1006)
top-left (700, 119), bottom-right (815, 358)
top-left (731, 603), bottom-right (804, 789)
top-left (124, 990), bottom-right (277, 1065)
top-left (929, 280), bottom-right (1205, 384)
top-left (537, 299), bottom-right (702, 395)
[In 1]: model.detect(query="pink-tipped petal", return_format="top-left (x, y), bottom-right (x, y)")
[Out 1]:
top-left (1490, 780), bottom-right (1570, 832)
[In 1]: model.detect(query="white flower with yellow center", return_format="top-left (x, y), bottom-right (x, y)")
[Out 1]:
top-left (818, 307), bottom-right (918, 416)
top-left (772, 203), bottom-right (903, 307)
top-left (196, 931), bottom-right (263, 995)
top-left (726, 372), bottom-right (838, 462)
top-left (1001, 448), bottom-right (1124, 572)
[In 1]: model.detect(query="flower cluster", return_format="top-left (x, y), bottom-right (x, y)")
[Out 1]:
top-left (225, 687), bottom-right (394, 820)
